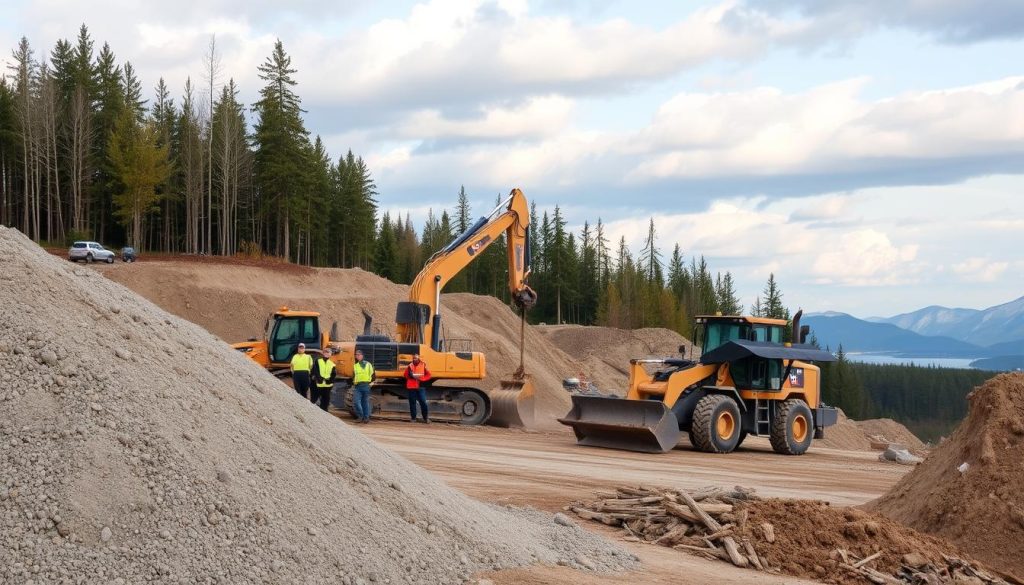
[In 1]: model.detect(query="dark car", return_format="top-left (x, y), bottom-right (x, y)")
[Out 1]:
top-left (121, 247), bottom-right (137, 262)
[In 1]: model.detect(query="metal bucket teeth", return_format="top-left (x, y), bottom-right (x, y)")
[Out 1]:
top-left (558, 395), bottom-right (681, 453)
top-left (487, 377), bottom-right (536, 428)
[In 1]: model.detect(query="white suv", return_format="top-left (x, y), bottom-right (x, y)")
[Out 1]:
top-left (68, 241), bottom-right (115, 264)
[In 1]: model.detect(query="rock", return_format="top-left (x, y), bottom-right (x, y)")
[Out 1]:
top-left (864, 521), bottom-right (880, 536)
top-left (553, 513), bottom-right (573, 527)
top-left (160, 529), bottom-right (171, 539)
top-left (39, 349), bottom-right (58, 366)
top-left (217, 469), bottom-right (232, 483)
top-left (56, 523), bottom-right (71, 537)
top-left (114, 348), bottom-right (131, 360)
top-left (89, 402), bottom-right (103, 413)
top-left (902, 552), bottom-right (929, 568)
top-left (100, 526), bottom-right (112, 542)
top-left (575, 555), bottom-right (596, 570)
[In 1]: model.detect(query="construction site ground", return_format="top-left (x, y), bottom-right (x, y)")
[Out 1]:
top-left (353, 419), bottom-right (909, 584)
top-left (50, 255), bottom-right (946, 584)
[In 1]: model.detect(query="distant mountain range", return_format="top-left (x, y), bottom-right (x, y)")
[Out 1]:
top-left (804, 295), bottom-right (1024, 362)
top-left (874, 296), bottom-right (1024, 346)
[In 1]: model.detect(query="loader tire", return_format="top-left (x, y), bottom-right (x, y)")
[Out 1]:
top-left (735, 431), bottom-right (748, 449)
top-left (690, 394), bottom-right (742, 454)
top-left (769, 399), bottom-right (813, 455)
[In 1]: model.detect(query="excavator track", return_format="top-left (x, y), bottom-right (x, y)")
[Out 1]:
top-left (331, 383), bottom-right (492, 425)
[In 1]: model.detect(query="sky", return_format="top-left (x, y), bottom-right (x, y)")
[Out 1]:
top-left (3, 0), bottom-right (1023, 317)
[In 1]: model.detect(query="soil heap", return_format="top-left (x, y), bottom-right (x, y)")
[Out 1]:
top-left (0, 226), bottom-right (633, 584)
top-left (869, 373), bottom-right (1024, 579)
top-left (536, 324), bottom-right (697, 393)
top-left (98, 261), bottom-right (582, 429)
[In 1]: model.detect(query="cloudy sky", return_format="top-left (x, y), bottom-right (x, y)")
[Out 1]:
top-left (4, 0), bottom-right (1023, 317)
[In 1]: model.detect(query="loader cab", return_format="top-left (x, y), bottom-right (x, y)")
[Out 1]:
top-left (267, 308), bottom-right (322, 364)
top-left (695, 315), bottom-right (787, 355)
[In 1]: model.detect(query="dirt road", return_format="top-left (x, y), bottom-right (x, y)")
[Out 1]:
top-left (354, 420), bottom-right (910, 584)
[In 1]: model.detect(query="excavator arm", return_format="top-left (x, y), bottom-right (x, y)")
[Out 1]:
top-left (397, 188), bottom-right (536, 350)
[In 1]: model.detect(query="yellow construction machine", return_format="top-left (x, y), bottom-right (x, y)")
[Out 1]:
top-left (233, 188), bottom-right (538, 426)
top-left (558, 311), bottom-right (838, 454)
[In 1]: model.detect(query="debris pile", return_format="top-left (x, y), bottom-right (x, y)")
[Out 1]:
top-left (870, 373), bottom-right (1024, 580)
top-left (569, 485), bottom-right (1008, 585)
top-left (0, 226), bottom-right (633, 584)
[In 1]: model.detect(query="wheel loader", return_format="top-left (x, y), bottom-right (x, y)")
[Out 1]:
top-left (558, 311), bottom-right (838, 454)
top-left (233, 188), bottom-right (538, 427)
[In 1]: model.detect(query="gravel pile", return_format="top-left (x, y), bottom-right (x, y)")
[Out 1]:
top-left (0, 226), bottom-right (635, 584)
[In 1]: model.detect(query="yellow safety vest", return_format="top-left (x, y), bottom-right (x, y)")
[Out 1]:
top-left (290, 353), bottom-right (313, 372)
top-left (316, 358), bottom-right (335, 388)
top-left (353, 360), bottom-right (374, 384)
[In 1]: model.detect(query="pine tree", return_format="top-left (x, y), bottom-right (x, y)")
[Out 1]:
top-left (373, 211), bottom-right (399, 279)
top-left (107, 109), bottom-right (170, 249)
top-left (639, 217), bottom-right (664, 286)
top-left (252, 39), bottom-right (309, 262)
top-left (715, 272), bottom-right (743, 315)
top-left (762, 273), bottom-right (787, 319)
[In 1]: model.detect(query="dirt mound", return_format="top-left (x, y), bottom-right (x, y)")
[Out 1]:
top-left (853, 418), bottom-right (926, 451)
top-left (869, 373), bottom-right (1024, 579)
top-left (814, 409), bottom-right (872, 451)
top-left (738, 499), bottom-right (999, 585)
top-left (0, 226), bottom-right (633, 584)
top-left (536, 324), bottom-right (697, 393)
top-left (98, 261), bottom-right (582, 429)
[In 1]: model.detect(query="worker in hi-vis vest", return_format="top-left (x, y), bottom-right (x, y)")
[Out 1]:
top-left (351, 349), bottom-right (375, 424)
top-left (312, 347), bottom-right (336, 411)
top-left (290, 342), bottom-right (314, 400)
top-left (403, 353), bottom-right (432, 423)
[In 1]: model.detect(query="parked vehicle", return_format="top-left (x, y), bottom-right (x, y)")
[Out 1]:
top-left (121, 247), bottom-right (137, 262)
top-left (68, 241), bottom-right (115, 264)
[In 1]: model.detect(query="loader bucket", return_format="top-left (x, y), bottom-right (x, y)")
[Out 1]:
top-left (487, 375), bottom-right (536, 429)
top-left (557, 395), bottom-right (681, 453)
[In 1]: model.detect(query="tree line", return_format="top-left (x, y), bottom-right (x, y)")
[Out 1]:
top-left (0, 27), bottom-right (378, 264)
top-left (811, 342), bottom-right (996, 442)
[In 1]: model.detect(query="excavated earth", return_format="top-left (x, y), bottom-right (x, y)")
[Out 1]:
top-left (0, 227), bottom-right (636, 584)
top-left (96, 260), bottom-right (582, 428)
top-left (869, 373), bottom-right (1024, 580)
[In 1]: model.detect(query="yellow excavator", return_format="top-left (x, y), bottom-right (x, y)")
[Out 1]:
top-left (558, 311), bottom-right (838, 454)
top-left (233, 188), bottom-right (538, 427)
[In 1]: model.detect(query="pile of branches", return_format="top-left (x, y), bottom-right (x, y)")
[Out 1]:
top-left (568, 485), bottom-right (1010, 585)
top-left (569, 485), bottom-right (768, 570)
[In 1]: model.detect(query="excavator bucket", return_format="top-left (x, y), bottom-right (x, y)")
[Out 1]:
top-left (557, 395), bottom-right (681, 453)
top-left (487, 375), bottom-right (536, 428)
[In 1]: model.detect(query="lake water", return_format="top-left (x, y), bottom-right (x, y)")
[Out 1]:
top-left (846, 353), bottom-right (978, 369)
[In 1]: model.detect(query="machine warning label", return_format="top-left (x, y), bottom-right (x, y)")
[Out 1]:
top-left (788, 368), bottom-right (805, 388)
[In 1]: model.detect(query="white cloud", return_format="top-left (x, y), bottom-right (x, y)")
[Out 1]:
top-left (951, 257), bottom-right (1010, 283)
top-left (394, 95), bottom-right (575, 141)
top-left (811, 229), bottom-right (920, 286)
top-left (628, 76), bottom-right (1024, 181)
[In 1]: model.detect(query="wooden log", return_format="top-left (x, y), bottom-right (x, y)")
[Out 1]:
top-left (721, 536), bottom-right (749, 568)
top-left (742, 540), bottom-right (764, 571)
top-left (705, 526), bottom-right (734, 541)
top-left (617, 486), bottom-right (653, 497)
top-left (737, 509), bottom-right (748, 533)
top-left (597, 504), bottom-right (664, 514)
top-left (853, 551), bottom-right (883, 569)
top-left (571, 507), bottom-right (620, 526)
top-left (760, 522), bottom-right (775, 544)
top-left (665, 501), bottom-right (702, 524)
top-left (679, 490), bottom-right (723, 532)
top-left (674, 544), bottom-right (730, 561)
top-left (653, 524), bottom-right (691, 545)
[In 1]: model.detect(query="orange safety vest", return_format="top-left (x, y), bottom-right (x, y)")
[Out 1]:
top-left (405, 361), bottom-right (430, 389)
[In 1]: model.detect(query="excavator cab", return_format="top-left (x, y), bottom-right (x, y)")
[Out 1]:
top-left (233, 307), bottom-right (324, 371)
